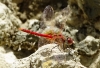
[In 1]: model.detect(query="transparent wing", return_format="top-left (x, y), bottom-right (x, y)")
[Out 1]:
top-left (42, 5), bottom-right (54, 21)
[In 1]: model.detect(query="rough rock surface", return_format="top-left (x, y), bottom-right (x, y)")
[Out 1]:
top-left (0, 2), bottom-right (39, 52)
top-left (0, 0), bottom-right (100, 68)
top-left (77, 36), bottom-right (100, 55)
top-left (0, 44), bottom-right (86, 68)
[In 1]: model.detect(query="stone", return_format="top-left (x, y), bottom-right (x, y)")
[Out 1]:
top-left (77, 36), bottom-right (100, 55)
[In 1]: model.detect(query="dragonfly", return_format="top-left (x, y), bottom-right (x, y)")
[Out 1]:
top-left (19, 28), bottom-right (74, 49)
top-left (19, 5), bottom-right (74, 50)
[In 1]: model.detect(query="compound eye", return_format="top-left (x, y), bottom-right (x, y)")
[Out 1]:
top-left (67, 37), bottom-right (73, 45)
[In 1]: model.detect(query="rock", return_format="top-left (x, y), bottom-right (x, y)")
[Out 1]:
top-left (94, 20), bottom-right (100, 31)
top-left (76, 24), bottom-right (100, 41)
top-left (68, 0), bottom-right (100, 19)
top-left (29, 44), bottom-right (86, 68)
top-left (0, 46), bottom-right (17, 68)
top-left (0, 53), bottom-right (12, 68)
top-left (12, 0), bottom-right (23, 4)
top-left (0, 3), bottom-right (19, 47)
top-left (16, 0), bottom-right (68, 19)
top-left (65, 5), bottom-right (84, 27)
top-left (0, 44), bottom-right (86, 68)
top-left (0, 2), bottom-right (11, 20)
top-left (0, 46), bottom-right (6, 53)
top-left (27, 19), bottom-right (40, 31)
top-left (0, 0), bottom-right (100, 68)
top-left (13, 57), bottom-right (30, 68)
top-left (0, 2), bottom-right (39, 51)
top-left (77, 36), bottom-right (100, 56)
top-left (89, 51), bottom-right (100, 68)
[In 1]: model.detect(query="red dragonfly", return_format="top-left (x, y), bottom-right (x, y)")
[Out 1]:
top-left (19, 28), bottom-right (74, 47)
top-left (19, 5), bottom-right (74, 49)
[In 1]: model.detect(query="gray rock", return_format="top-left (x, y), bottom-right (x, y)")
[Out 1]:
top-left (29, 44), bottom-right (86, 68)
top-left (0, 44), bottom-right (86, 68)
top-left (77, 36), bottom-right (100, 55)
